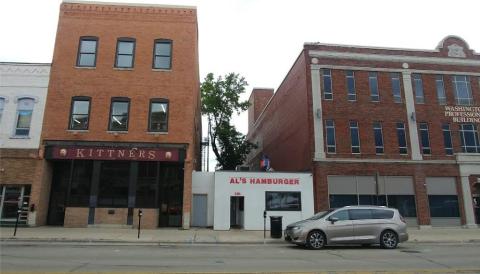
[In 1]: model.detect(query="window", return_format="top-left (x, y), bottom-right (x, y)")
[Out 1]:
top-left (428, 195), bottom-right (460, 217)
top-left (149, 99), bottom-right (168, 132)
top-left (153, 39), bottom-right (172, 69)
top-left (68, 160), bottom-right (93, 207)
top-left (97, 162), bottom-right (130, 207)
top-left (435, 75), bottom-right (447, 105)
top-left (390, 73), bottom-right (402, 103)
top-left (346, 70), bottom-right (356, 101)
top-left (15, 98), bottom-right (34, 136)
top-left (76, 37), bottom-right (98, 67)
top-left (349, 209), bottom-right (373, 220)
top-left (322, 69), bottom-right (332, 100)
top-left (442, 124), bottom-right (453, 155)
top-left (452, 75), bottom-right (473, 105)
top-left (349, 121), bottom-right (360, 154)
top-left (109, 98), bottom-right (130, 131)
top-left (373, 122), bottom-right (384, 154)
top-left (329, 210), bottom-right (349, 221)
top-left (136, 162), bottom-right (158, 208)
top-left (115, 38), bottom-right (135, 68)
top-left (396, 122), bottom-right (408, 154)
top-left (369, 72), bottom-right (380, 102)
top-left (325, 119), bottom-right (336, 153)
top-left (329, 195), bottom-right (358, 208)
top-left (0, 98), bottom-right (4, 123)
top-left (371, 209), bottom-right (394, 219)
top-left (459, 124), bottom-right (480, 153)
top-left (69, 97), bottom-right (90, 130)
top-left (265, 191), bottom-right (301, 211)
top-left (412, 74), bottom-right (425, 104)
top-left (419, 122), bottom-right (431, 154)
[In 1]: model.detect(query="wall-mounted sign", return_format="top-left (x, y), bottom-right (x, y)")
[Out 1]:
top-left (229, 177), bottom-right (300, 185)
top-left (444, 106), bottom-right (480, 123)
top-left (48, 146), bottom-right (179, 161)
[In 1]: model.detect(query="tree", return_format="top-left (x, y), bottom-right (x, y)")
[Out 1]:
top-left (201, 72), bottom-right (256, 170)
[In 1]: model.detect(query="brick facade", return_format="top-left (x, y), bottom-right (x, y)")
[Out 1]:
top-left (247, 36), bottom-right (480, 227)
top-left (34, 1), bottom-right (201, 229)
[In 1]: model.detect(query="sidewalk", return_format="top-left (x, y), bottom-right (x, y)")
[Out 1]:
top-left (1, 226), bottom-right (479, 245)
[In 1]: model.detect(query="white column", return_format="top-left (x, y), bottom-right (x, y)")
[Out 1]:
top-left (401, 71), bottom-right (422, 160)
top-left (311, 67), bottom-right (325, 159)
top-left (460, 175), bottom-right (477, 228)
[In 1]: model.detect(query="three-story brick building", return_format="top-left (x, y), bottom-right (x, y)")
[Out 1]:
top-left (247, 36), bottom-right (480, 228)
top-left (34, 1), bottom-right (201, 229)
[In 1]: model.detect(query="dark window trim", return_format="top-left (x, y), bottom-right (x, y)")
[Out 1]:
top-left (68, 96), bottom-right (92, 130)
top-left (114, 37), bottom-right (136, 68)
top-left (148, 98), bottom-right (169, 132)
top-left (108, 97), bottom-right (131, 131)
top-left (76, 36), bottom-right (98, 67)
top-left (265, 191), bottom-right (302, 211)
top-left (152, 39), bottom-right (173, 69)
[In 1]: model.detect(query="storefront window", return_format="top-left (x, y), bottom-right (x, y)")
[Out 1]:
top-left (387, 195), bottom-right (417, 217)
top-left (69, 160), bottom-right (93, 207)
top-left (97, 162), bottom-right (130, 207)
top-left (329, 194), bottom-right (358, 208)
top-left (136, 162), bottom-right (157, 208)
top-left (266, 191), bottom-right (301, 211)
top-left (428, 195), bottom-right (460, 217)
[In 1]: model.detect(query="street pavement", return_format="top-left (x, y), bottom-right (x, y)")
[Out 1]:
top-left (1, 226), bottom-right (480, 244)
top-left (1, 241), bottom-right (480, 273)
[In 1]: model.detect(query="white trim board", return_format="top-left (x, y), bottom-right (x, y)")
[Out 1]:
top-left (310, 65), bottom-right (480, 76)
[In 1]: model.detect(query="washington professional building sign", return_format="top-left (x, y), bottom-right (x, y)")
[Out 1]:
top-left (445, 106), bottom-right (480, 123)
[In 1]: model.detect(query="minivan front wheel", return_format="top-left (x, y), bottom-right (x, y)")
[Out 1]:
top-left (380, 230), bottom-right (398, 249)
top-left (306, 231), bottom-right (325, 250)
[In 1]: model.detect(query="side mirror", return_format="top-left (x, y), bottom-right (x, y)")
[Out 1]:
top-left (329, 217), bottom-right (339, 224)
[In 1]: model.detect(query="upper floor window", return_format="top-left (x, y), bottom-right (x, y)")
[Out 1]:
top-left (412, 74), bottom-right (425, 104)
top-left (452, 75), bottom-right (473, 105)
top-left (109, 98), bottom-right (130, 131)
top-left (442, 123), bottom-right (453, 155)
top-left (373, 122), bottom-right (384, 154)
top-left (419, 122), bottom-right (431, 155)
top-left (435, 75), bottom-right (447, 105)
top-left (77, 37), bottom-right (98, 67)
top-left (0, 98), bottom-right (4, 124)
top-left (115, 38), bottom-right (135, 68)
top-left (459, 124), bottom-right (480, 153)
top-left (69, 97), bottom-right (91, 130)
top-left (346, 70), bottom-right (356, 101)
top-left (15, 98), bottom-right (34, 136)
top-left (390, 73), bottom-right (402, 103)
top-left (153, 39), bottom-right (172, 69)
top-left (149, 99), bottom-right (169, 132)
top-left (322, 69), bottom-right (332, 100)
top-left (396, 122), bottom-right (408, 155)
top-left (369, 72), bottom-right (379, 102)
top-left (349, 121), bottom-right (360, 153)
top-left (325, 119), bottom-right (336, 153)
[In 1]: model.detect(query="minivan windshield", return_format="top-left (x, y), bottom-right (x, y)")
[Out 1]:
top-left (307, 209), bottom-right (335, 220)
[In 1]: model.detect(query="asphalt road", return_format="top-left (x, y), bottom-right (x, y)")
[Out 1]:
top-left (1, 242), bottom-right (480, 273)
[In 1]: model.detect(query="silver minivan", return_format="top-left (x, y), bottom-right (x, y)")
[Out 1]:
top-left (285, 205), bottom-right (408, 249)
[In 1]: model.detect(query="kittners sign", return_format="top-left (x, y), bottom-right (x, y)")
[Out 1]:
top-left (444, 106), bottom-right (480, 123)
top-left (49, 146), bottom-right (179, 161)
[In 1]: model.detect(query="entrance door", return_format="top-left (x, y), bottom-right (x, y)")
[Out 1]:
top-left (47, 161), bottom-right (71, 226)
top-left (192, 194), bottom-right (208, 227)
top-left (230, 196), bottom-right (244, 229)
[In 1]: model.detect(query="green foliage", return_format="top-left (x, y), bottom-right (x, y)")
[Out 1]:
top-left (201, 73), bottom-right (256, 170)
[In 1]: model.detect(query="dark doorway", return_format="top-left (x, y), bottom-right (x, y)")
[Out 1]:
top-left (47, 161), bottom-right (71, 226)
top-left (158, 163), bottom-right (184, 227)
top-left (474, 183), bottom-right (480, 225)
top-left (230, 196), bottom-right (244, 229)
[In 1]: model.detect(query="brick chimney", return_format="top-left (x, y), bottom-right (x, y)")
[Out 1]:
top-left (248, 88), bottom-right (274, 134)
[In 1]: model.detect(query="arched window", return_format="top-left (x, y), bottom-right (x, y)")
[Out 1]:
top-left (15, 98), bottom-right (34, 136)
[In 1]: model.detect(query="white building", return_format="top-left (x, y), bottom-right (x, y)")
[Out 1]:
top-left (192, 171), bottom-right (314, 230)
top-left (0, 62), bottom-right (50, 226)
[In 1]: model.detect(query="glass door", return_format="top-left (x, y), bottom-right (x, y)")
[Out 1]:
top-left (0, 185), bottom-right (30, 225)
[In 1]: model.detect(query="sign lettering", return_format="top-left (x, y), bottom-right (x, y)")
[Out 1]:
top-left (50, 146), bottom-right (179, 162)
top-left (444, 106), bottom-right (480, 123)
top-left (229, 177), bottom-right (300, 186)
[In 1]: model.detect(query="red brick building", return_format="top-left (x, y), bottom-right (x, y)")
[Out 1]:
top-left (247, 36), bottom-right (480, 228)
top-left (33, 1), bottom-right (201, 228)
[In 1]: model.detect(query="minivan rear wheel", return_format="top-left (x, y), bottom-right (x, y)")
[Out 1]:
top-left (306, 231), bottom-right (325, 250)
top-left (380, 230), bottom-right (398, 249)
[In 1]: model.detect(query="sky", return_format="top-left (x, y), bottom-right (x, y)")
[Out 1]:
top-left (1, 0), bottom-right (479, 169)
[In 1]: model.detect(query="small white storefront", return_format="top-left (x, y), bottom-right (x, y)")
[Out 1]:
top-left (192, 171), bottom-right (314, 230)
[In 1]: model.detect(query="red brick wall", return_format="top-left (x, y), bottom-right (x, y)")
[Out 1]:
top-left (247, 52), bottom-right (311, 171)
top-left (64, 207), bottom-right (89, 228)
top-left (133, 208), bottom-right (158, 229)
top-left (94, 208), bottom-right (129, 225)
top-left (248, 88), bottom-right (273, 133)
